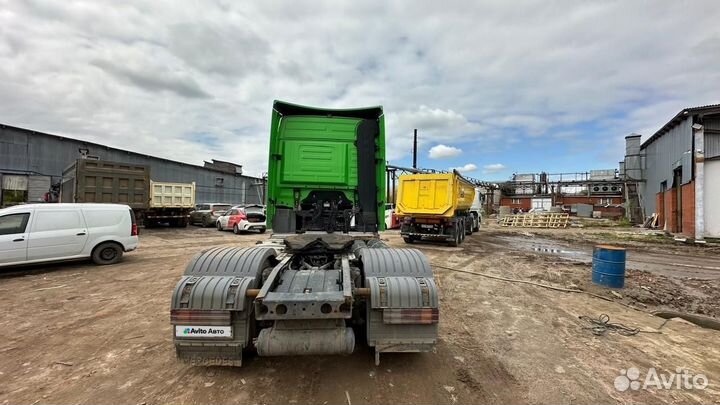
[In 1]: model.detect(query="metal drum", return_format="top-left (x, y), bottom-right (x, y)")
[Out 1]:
top-left (592, 245), bottom-right (626, 288)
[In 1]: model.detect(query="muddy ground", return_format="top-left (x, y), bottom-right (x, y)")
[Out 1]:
top-left (0, 223), bottom-right (719, 404)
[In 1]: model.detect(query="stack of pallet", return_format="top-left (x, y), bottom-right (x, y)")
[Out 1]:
top-left (499, 213), bottom-right (570, 228)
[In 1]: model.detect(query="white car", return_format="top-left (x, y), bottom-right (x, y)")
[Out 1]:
top-left (0, 203), bottom-right (139, 267)
top-left (216, 205), bottom-right (267, 234)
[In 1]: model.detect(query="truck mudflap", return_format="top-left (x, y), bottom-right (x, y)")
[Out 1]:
top-left (171, 247), bottom-right (277, 367)
top-left (359, 248), bottom-right (439, 365)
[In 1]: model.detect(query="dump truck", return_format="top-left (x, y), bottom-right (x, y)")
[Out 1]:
top-left (61, 159), bottom-right (195, 227)
top-left (170, 101), bottom-right (439, 367)
top-left (396, 172), bottom-right (476, 246)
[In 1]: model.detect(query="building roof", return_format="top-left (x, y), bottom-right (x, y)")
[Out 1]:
top-left (641, 104), bottom-right (720, 149)
top-left (0, 123), bottom-right (260, 179)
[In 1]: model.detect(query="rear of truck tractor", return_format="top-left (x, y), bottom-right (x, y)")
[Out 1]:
top-left (170, 101), bottom-right (439, 366)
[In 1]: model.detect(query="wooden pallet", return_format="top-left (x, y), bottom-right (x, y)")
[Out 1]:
top-left (499, 213), bottom-right (570, 228)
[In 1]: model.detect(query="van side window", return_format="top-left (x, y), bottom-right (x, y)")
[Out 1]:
top-left (0, 213), bottom-right (30, 235)
top-left (32, 210), bottom-right (84, 232)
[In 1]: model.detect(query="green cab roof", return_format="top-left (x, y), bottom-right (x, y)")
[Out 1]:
top-left (273, 100), bottom-right (383, 120)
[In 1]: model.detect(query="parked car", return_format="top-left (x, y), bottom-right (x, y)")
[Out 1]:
top-left (384, 203), bottom-right (400, 229)
top-left (0, 203), bottom-right (139, 267)
top-left (216, 205), bottom-right (267, 234)
top-left (190, 203), bottom-right (232, 227)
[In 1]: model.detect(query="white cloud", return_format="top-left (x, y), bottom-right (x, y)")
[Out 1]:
top-left (428, 144), bottom-right (462, 159)
top-left (483, 163), bottom-right (507, 174)
top-left (0, 1), bottom-right (718, 176)
top-left (385, 106), bottom-right (480, 161)
top-left (452, 163), bottom-right (478, 173)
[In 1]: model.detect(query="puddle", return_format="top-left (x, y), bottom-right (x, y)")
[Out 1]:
top-left (495, 235), bottom-right (589, 260)
top-left (492, 234), bottom-right (720, 279)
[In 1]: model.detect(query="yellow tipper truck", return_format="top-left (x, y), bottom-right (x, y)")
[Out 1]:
top-left (396, 171), bottom-right (476, 246)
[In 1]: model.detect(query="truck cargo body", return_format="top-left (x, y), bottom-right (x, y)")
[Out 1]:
top-left (171, 101), bottom-right (438, 367)
top-left (61, 159), bottom-right (195, 227)
top-left (396, 172), bottom-right (476, 246)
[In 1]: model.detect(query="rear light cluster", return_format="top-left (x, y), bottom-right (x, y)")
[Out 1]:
top-left (129, 209), bottom-right (138, 235)
top-left (170, 309), bottom-right (231, 326)
top-left (382, 308), bottom-right (439, 325)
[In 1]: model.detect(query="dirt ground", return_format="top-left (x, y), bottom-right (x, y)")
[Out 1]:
top-left (1, 223), bottom-right (719, 404)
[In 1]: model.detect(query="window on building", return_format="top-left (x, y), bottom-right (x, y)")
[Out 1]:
top-left (511, 198), bottom-right (521, 204)
top-left (215, 177), bottom-right (224, 187)
top-left (1, 190), bottom-right (28, 206)
top-left (599, 198), bottom-right (613, 205)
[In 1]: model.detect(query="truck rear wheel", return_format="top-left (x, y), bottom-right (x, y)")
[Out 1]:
top-left (472, 214), bottom-right (480, 232)
top-left (448, 227), bottom-right (460, 247)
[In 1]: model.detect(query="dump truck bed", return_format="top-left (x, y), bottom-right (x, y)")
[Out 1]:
top-left (149, 181), bottom-right (195, 208)
top-left (61, 159), bottom-right (150, 210)
top-left (396, 172), bottom-right (475, 218)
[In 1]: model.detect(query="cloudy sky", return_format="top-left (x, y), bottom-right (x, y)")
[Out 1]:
top-left (1, 1), bottom-right (718, 179)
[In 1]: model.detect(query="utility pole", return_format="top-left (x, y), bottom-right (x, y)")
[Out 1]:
top-left (412, 129), bottom-right (418, 169)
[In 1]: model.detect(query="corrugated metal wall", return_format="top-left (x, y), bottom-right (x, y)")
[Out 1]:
top-left (0, 125), bottom-right (263, 205)
top-left (639, 117), bottom-right (693, 215)
top-left (28, 176), bottom-right (51, 202)
top-left (704, 115), bottom-right (720, 159)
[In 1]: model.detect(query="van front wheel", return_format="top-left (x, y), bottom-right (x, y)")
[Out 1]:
top-left (92, 242), bottom-right (124, 265)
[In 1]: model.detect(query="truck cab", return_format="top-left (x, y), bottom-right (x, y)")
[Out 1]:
top-left (470, 187), bottom-right (483, 232)
top-left (267, 101), bottom-right (386, 234)
top-left (171, 101), bottom-right (438, 367)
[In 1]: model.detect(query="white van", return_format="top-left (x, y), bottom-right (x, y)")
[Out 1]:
top-left (0, 203), bottom-right (139, 267)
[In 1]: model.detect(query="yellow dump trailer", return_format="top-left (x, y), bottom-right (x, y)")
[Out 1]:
top-left (396, 172), bottom-right (476, 246)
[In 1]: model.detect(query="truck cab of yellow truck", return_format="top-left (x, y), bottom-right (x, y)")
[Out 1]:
top-left (396, 171), bottom-right (476, 246)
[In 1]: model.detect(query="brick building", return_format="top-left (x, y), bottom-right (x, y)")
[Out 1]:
top-left (622, 104), bottom-right (720, 240)
top-left (498, 171), bottom-right (625, 218)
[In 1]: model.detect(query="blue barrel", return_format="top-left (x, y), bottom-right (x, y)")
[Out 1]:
top-left (592, 245), bottom-right (626, 288)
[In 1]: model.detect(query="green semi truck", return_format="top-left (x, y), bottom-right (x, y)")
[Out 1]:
top-left (170, 101), bottom-right (439, 366)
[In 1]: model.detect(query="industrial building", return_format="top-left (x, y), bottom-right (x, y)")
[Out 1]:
top-left (622, 104), bottom-right (720, 240)
top-left (0, 124), bottom-right (264, 207)
top-left (498, 171), bottom-right (625, 218)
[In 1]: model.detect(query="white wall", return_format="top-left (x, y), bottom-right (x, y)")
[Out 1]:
top-left (705, 159), bottom-right (720, 237)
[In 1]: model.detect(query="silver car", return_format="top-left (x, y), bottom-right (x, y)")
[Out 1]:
top-left (190, 203), bottom-right (233, 227)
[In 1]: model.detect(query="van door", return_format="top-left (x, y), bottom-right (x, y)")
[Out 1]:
top-left (0, 211), bottom-right (32, 264)
top-left (27, 209), bottom-right (89, 261)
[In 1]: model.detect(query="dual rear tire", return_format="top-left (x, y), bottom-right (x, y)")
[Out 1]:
top-left (403, 235), bottom-right (417, 244)
top-left (448, 224), bottom-right (461, 247)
